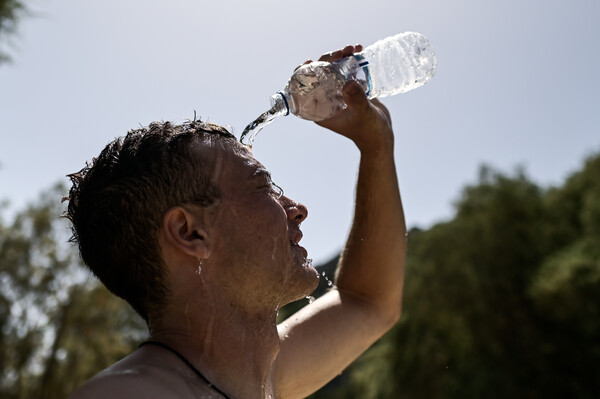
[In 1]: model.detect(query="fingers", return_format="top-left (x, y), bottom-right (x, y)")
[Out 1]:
top-left (342, 80), bottom-right (370, 111)
top-left (318, 44), bottom-right (363, 62)
top-left (342, 82), bottom-right (392, 129)
top-left (294, 59), bottom-right (313, 72)
top-left (295, 43), bottom-right (363, 71)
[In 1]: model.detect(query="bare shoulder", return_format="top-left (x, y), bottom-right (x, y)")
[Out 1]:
top-left (67, 349), bottom-right (216, 399)
top-left (67, 365), bottom-right (175, 399)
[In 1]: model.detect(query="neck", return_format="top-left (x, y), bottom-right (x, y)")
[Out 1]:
top-left (150, 287), bottom-right (282, 399)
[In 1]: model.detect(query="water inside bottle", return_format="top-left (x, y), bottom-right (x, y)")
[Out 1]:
top-left (286, 61), bottom-right (348, 122)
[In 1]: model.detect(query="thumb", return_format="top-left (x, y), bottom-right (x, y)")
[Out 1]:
top-left (342, 80), bottom-right (370, 111)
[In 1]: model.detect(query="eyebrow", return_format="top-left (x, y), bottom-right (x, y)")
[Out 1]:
top-left (252, 168), bottom-right (272, 181)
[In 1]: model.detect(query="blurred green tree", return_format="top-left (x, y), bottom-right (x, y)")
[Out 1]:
top-left (303, 154), bottom-right (600, 398)
top-left (0, 183), bottom-right (146, 399)
top-left (2, 152), bottom-right (599, 398)
top-left (0, 0), bottom-right (25, 63)
top-left (527, 154), bottom-right (600, 397)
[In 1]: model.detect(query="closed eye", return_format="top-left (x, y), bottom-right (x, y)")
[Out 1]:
top-left (253, 168), bottom-right (284, 199)
top-left (270, 182), bottom-right (284, 199)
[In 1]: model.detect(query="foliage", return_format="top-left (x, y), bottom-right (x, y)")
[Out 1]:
top-left (0, 183), bottom-right (146, 399)
top-left (305, 154), bottom-right (600, 398)
top-left (2, 153), bottom-right (600, 397)
top-left (0, 0), bottom-right (25, 63)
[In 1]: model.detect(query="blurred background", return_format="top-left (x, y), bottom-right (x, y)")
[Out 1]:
top-left (1, 0), bottom-right (599, 398)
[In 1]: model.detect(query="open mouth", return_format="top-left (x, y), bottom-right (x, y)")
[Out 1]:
top-left (290, 239), bottom-right (309, 258)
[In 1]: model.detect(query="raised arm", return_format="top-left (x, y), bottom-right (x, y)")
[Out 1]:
top-left (274, 46), bottom-right (407, 399)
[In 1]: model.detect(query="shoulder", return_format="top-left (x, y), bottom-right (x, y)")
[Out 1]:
top-left (67, 348), bottom-right (223, 399)
top-left (67, 365), bottom-right (180, 399)
top-left (67, 348), bottom-right (205, 399)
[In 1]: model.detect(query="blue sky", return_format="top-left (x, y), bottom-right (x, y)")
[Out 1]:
top-left (1, 0), bottom-right (599, 264)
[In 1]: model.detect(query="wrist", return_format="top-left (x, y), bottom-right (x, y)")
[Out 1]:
top-left (355, 131), bottom-right (394, 158)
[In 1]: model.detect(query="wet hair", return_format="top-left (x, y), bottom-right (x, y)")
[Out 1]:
top-left (64, 120), bottom-right (236, 326)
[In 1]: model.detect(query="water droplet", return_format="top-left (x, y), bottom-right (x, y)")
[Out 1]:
top-left (306, 295), bottom-right (315, 304)
top-left (319, 269), bottom-right (334, 288)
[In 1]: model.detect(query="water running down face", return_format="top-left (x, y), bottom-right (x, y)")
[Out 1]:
top-left (197, 140), bottom-right (319, 309)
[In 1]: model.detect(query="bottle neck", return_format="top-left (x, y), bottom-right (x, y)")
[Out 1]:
top-left (351, 54), bottom-right (372, 98)
top-left (333, 54), bottom-right (373, 98)
top-left (270, 91), bottom-right (290, 116)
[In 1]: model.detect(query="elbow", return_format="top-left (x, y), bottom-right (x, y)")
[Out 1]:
top-left (380, 298), bottom-right (403, 330)
top-left (361, 294), bottom-right (403, 333)
top-left (374, 279), bottom-right (405, 330)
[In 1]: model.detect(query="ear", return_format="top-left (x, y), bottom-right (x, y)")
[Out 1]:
top-left (162, 206), bottom-right (210, 259)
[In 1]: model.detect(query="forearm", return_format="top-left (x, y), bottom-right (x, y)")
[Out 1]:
top-left (335, 144), bottom-right (407, 321)
top-left (273, 146), bottom-right (406, 398)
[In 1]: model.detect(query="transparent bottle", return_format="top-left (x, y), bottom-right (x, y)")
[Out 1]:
top-left (240, 32), bottom-right (437, 146)
top-left (273, 32), bottom-right (437, 122)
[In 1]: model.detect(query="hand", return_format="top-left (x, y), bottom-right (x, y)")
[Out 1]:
top-left (314, 45), bottom-right (394, 154)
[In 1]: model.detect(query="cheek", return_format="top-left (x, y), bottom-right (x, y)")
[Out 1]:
top-left (249, 198), bottom-right (288, 232)
top-left (228, 201), bottom-right (288, 248)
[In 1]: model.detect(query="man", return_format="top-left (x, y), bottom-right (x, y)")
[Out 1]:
top-left (66, 45), bottom-right (406, 399)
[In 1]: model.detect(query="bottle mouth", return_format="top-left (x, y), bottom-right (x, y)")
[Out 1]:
top-left (273, 91), bottom-right (290, 116)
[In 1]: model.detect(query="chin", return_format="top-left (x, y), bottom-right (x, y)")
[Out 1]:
top-left (306, 264), bottom-right (321, 292)
top-left (286, 262), bottom-right (320, 303)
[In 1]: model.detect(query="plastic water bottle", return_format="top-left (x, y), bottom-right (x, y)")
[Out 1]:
top-left (240, 32), bottom-right (437, 145)
top-left (274, 32), bottom-right (437, 122)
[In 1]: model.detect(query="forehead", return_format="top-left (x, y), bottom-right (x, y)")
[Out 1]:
top-left (196, 139), bottom-right (269, 187)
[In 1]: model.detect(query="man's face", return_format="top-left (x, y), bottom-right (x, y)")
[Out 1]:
top-left (201, 141), bottom-right (319, 308)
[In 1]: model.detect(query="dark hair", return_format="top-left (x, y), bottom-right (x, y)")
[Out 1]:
top-left (64, 120), bottom-right (236, 326)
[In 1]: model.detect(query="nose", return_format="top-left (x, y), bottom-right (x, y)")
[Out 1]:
top-left (283, 197), bottom-right (308, 224)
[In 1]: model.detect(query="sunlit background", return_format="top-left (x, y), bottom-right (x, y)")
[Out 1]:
top-left (2, 1), bottom-right (600, 398)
